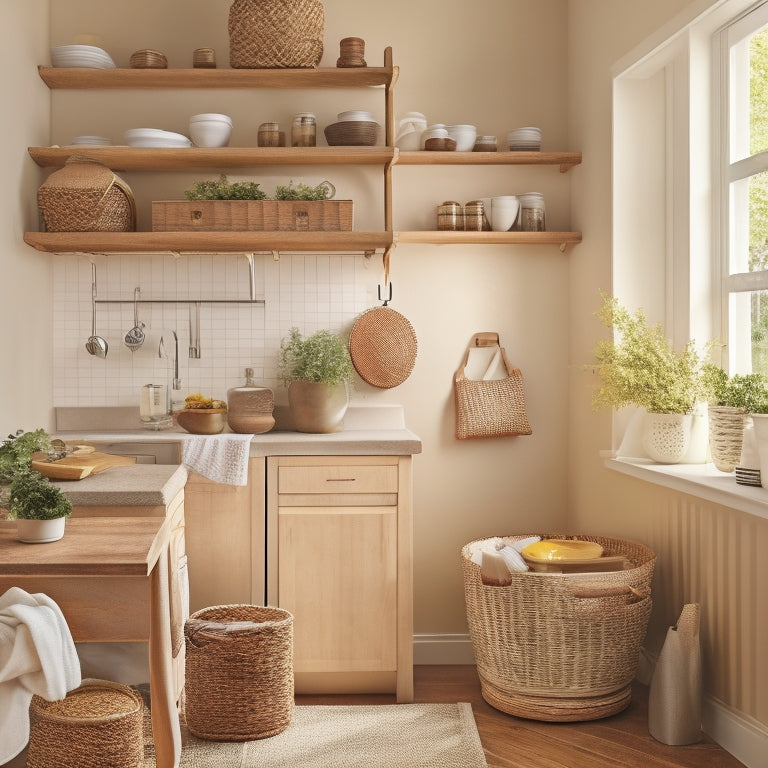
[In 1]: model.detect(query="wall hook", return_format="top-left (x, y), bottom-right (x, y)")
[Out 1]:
top-left (378, 282), bottom-right (393, 306)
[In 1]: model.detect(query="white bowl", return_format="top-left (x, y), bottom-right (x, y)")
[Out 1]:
top-left (490, 195), bottom-right (521, 231)
top-left (446, 124), bottom-right (477, 152)
top-left (337, 110), bottom-right (375, 122)
top-left (190, 113), bottom-right (232, 125)
top-left (189, 120), bottom-right (232, 147)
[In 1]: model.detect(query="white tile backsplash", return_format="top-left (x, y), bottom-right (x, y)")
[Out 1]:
top-left (53, 251), bottom-right (379, 407)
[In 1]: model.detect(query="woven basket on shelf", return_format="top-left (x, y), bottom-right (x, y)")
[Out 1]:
top-left (462, 534), bottom-right (656, 722)
top-left (184, 603), bottom-right (294, 741)
top-left (228, 0), bottom-right (324, 69)
top-left (27, 679), bottom-right (143, 768)
top-left (708, 405), bottom-right (747, 473)
top-left (37, 155), bottom-right (136, 232)
top-left (324, 120), bottom-right (379, 146)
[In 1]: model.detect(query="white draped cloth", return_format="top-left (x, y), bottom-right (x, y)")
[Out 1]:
top-left (181, 433), bottom-right (253, 486)
top-left (0, 586), bottom-right (81, 762)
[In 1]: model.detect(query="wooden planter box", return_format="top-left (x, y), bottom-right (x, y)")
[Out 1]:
top-left (152, 200), bottom-right (353, 232)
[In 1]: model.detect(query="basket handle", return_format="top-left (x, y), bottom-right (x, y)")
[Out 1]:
top-left (567, 583), bottom-right (650, 600)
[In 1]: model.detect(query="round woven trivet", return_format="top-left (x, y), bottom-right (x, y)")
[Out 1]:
top-left (349, 306), bottom-right (418, 389)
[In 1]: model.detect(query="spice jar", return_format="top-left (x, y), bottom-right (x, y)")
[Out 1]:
top-left (291, 112), bottom-right (316, 147)
top-left (473, 135), bottom-right (497, 152)
top-left (464, 200), bottom-right (487, 231)
top-left (437, 201), bottom-right (464, 231)
top-left (258, 122), bottom-right (284, 147)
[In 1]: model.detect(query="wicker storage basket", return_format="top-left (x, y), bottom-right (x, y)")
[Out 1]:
top-left (184, 603), bottom-right (294, 741)
top-left (228, 0), bottom-right (324, 69)
top-left (462, 534), bottom-right (656, 722)
top-left (27, 679), bottom-right (143, 768)
top-left (37, 156), bottom-right (136, 232)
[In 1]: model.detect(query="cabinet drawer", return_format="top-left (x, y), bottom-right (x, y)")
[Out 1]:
top-left (278, 463), bottom-right (398, 495)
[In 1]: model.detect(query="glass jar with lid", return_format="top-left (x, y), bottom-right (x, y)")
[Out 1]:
top-left (291, 112), bottom-right (317, 147)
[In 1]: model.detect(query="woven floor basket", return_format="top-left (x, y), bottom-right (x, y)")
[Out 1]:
top-left (462, 534), bottom-right (656, 722)
top-left (229, 0), bottom-right (324, 68)
top-left (27, 679), bottom-right (143, 768)
top-left (184, 603), bottom-right (294, 741)
top-left (37, 155), bottom-right (136, 232)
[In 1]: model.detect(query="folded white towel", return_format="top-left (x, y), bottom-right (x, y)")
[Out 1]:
top-left (0, 587), bottom-right (82, 763)
top-left (182, 433), bottom-right (253, 486)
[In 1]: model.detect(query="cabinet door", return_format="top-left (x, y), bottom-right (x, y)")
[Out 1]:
top-left (278, 504), bottom-right (398, 676)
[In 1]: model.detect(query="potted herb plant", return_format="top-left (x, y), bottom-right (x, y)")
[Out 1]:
top-left (278, 327), bottom-right (354, 433)
top-left (7, 467), bottom-right (72, 543)
top-left (590, 295), bottom-right (706, 463)
top-left (0, 428), bottom-right (53, 511)
top-left (702, 365), bottom-right (768, 472)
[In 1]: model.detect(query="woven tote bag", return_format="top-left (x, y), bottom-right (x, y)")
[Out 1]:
top-left (229, 0), bottom-right (324, 68)
top-left (454, 332), bottom-right (532, 439)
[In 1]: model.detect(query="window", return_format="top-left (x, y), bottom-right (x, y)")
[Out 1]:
top-left (724, 3), bottom-right (768, 375)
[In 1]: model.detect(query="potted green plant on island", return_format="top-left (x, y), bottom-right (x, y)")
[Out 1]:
top-left (590, 295), bottom-right (707, 463)
top-left (0, 429), bottom-right (72, 542)
top-left (278, 327), bottom-right (354, 433)
top-left (701, 365), bottom-right (768, 472)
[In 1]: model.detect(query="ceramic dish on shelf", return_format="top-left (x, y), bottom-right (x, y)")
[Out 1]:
top-left (124, 128), bottom-right (192, 148)
top-left (70, 136), bottom-right (113, 146)
top-left (337, 110), bottom-right (375, 122)
top-left (51, 44), bottom-right (116, 68)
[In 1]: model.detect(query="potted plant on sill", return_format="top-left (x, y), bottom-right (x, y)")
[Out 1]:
top-left (590, 295), bottom-right (706, 463)
top-left (6, 467), bottom-right (72, 543)
top-left (278, 327), bottom-right (354, 433)
top-left (701, 365), bottom-right (768, 472)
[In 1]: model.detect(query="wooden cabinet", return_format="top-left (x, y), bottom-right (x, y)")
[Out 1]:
top-left (267, 455), bottom-right (413, 702)
top-left (183, 457), bottom-right (266, 613)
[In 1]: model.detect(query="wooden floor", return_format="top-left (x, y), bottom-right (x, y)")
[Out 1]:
top-left (297, 665), bottom-right (747, 768)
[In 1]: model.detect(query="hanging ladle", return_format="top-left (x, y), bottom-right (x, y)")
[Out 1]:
top-left (85, 263), bottom-right (108, 358)
top-left (124, 286), bottom-right (145, 352)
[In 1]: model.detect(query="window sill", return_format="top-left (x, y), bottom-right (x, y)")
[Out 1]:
top-left (604, 456), bottom-right (768, 521)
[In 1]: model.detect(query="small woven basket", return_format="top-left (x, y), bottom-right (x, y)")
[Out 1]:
top-left (462, 534), bottom-right (656, 722)
top-left (708, 405), bottom-right (746, 473)
top-left (324, 120), bottom-right (379, 146)
top-left (37, 155), bottom-right (136, 232)
top-left (228, 0), bottom-right (324, 69)
top-left (27, 679), bottom-right (143, 768)
top-left (184, 603), bottom-right (294, 741)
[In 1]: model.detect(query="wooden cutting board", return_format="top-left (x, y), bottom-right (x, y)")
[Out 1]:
top-left (31, 452), bottom-right (136, 480)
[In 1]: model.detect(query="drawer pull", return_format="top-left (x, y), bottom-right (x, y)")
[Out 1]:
top-left (326, 477), bottom-right (356, 482)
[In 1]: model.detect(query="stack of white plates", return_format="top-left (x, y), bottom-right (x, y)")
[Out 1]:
top-left (124, 128), bottom-right (192, 148)
top-left (70, 136), bottom-right (112, 146)
top-left (51, 45), bottom-right (116, 69)
top-left (508, 126), bottom-right (542, 151)
top-left (735, 466), bottom-right (761, 486)
top-left (337, 110), bottom-right (375, 122)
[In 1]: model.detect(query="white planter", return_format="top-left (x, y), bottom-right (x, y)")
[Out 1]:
top-left (749, 413), bottom-right (768, 487)
top-left (641, 412), bottom-right (693, 464)
top-left (16, 517), bottom-right (66, 543)
top-left (287, 380), bottom-right (349, 433)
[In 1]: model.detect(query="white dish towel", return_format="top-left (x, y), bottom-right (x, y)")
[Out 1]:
top-left (0, 586), bottom-right (82, 763)
top-left (182, 433), bottom-right (254, 485)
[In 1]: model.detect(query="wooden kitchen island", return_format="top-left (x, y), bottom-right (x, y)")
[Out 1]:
top-left (0, 516), bottom-right (182, 768)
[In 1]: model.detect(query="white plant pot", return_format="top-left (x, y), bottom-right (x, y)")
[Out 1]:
top-left (749, 413), bottom-right (768, 487)
top-left (287, 380), bottom-right (349, 434)
top-left (641, 412), bottom-right (693, 464)
top-left (16, 516), bottom-right (66, 543)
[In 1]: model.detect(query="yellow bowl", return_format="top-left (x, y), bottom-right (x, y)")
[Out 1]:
top-left (176, 408), bottom-right (227, 435)
top-left (521, 539), bottom-right (604, 562)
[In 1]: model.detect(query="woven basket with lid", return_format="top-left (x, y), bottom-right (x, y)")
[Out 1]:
top-left (228, 0), bottom-right (324, 68)
top-left (27, 679), bottom-right (143, 768)
top-left (37, 155), bottom-right (136, 232)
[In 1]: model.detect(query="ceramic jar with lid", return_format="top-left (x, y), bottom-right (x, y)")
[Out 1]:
top-left (227, 368), bottom-right (275, 434)
top-left (518, 192), bottom-right (546, 231)
top-left (437, 201), bottom-right (464, 231)
top-left (258, 121), bottom-right (284, 147)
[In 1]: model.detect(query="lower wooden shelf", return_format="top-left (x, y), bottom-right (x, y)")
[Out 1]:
top-left (396, 230), bottom-right (582, 248)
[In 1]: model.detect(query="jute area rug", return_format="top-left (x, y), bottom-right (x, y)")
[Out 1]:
top-left (144, 702), bottom-right (489, 768)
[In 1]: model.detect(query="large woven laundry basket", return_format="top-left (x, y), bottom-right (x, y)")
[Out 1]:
top-left (37, 155), bottom-right (135, 232)
top-left (228, 0), bottom-right (324, 68)
top-left (462, 534), bottom-right (655, 722)
top-left (184, 604), bottom-right (294, 741)
top-left (27, 679), bottom-right (143, 768)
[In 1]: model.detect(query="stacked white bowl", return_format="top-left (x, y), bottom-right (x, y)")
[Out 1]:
top-left (446, 124), bottom-right (477, 152)
top-left (124, 128), bottom-right (192, 148)
top-left (337, 110), bottom-right (375, 122)
top-left (507, 126), bottom-right (542, 151)
top-left (51, 44), bottom-right (116, 69)
top-left (189, 113), bottom-right (233, 148)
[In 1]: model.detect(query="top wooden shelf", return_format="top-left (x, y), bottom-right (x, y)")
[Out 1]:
top-left (396, 151), bottom-right (581, 172)
top-left (37, 61), bottom-right (397, 92)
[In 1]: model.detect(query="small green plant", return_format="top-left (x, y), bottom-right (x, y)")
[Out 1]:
top-left (7, 468), bottom-right (72, 521)
top-left (590, 294), bottom-right (706, 414)
top-left (274, 180), bottom-right (334, 201)
top-left (0, 429), bottom-right (52, 485)
top-left (184, 174), bottom-right (267, 201)
top-left (278, 328), bottom-right (354, 387)
top-left (702, 364), bottom-right (768, 411)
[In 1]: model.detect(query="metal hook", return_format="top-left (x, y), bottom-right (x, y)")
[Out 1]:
top-left (378, 282), bottom-right (393, 306)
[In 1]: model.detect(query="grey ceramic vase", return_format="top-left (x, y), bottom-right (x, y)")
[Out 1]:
top-left (648, 603), bottom-right (703, 745)
top-left (288, 380), bottom-right (348, 433)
